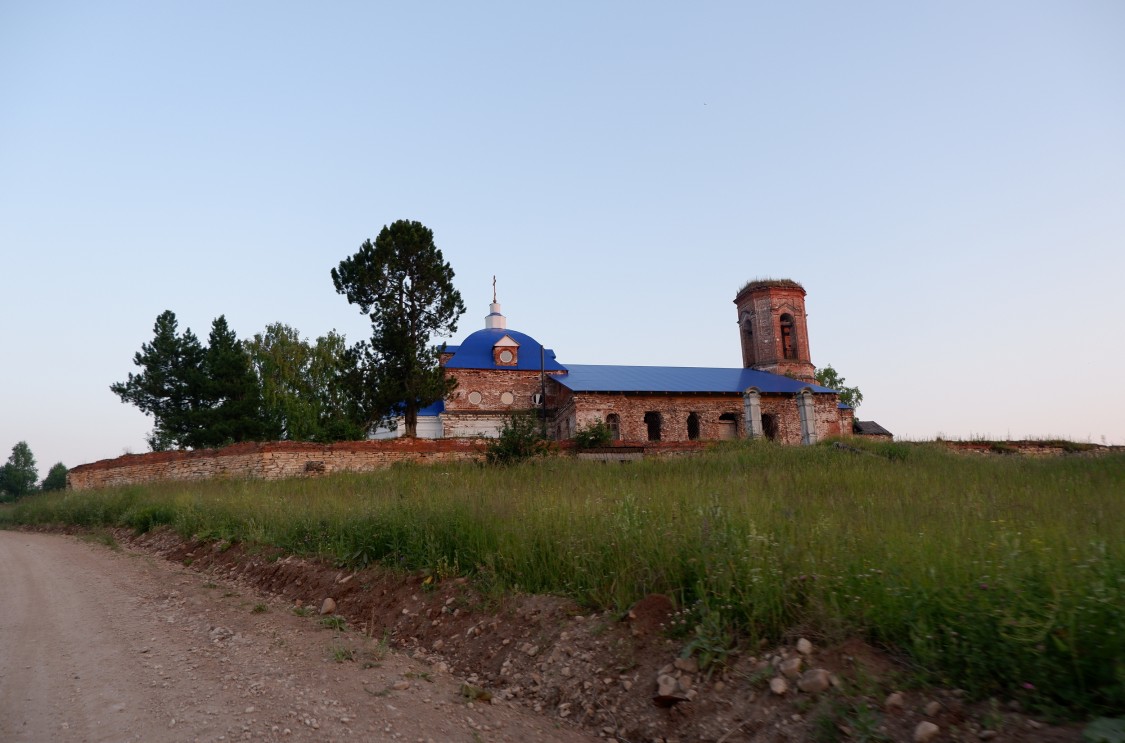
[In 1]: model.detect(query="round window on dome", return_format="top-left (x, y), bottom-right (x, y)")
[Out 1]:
top-left (467, 391), bottom-right (482, 405)
top-left (498, 349), bottom-right (514, 364)
top-left (500, 391), bottom-right (514, 405)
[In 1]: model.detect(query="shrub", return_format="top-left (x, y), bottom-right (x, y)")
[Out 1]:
top-left (485, 413), bottom-right (551, 465)
top-left (573, 420), bottom-right (613, 449)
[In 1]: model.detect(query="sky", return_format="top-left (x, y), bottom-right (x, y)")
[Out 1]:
top-left (2, 2), bottom-right (1124, 474)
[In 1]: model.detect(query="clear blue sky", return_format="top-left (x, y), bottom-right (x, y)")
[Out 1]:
top-left (3, 2), bottom-right (1124, 473)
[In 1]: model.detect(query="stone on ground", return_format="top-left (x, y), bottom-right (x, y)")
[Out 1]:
top-left (914, 721), bottom-right (940, 742)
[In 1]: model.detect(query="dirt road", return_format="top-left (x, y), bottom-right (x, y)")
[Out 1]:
top-left (0, 531), bottom-right (595, 742)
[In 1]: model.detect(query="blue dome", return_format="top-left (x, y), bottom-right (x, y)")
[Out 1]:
top-left (443, 327), bottom-right (566, 371)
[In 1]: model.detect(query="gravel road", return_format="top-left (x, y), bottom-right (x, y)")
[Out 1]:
top-left (0, 531), bottom-right (595, 742)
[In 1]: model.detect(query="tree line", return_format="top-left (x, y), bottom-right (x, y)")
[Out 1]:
top-left (110, 313), bottom-right (373, 449)
top-left (112, 219), bottom-right (464, 451)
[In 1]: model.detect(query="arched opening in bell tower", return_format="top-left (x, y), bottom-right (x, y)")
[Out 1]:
top-left (780, 314), bottom-right (797, 360)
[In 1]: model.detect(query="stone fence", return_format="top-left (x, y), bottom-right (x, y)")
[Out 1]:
top-left (66, 439), bottom-right (711, 491)
top-left (66, 439), bottom-right (485, 491)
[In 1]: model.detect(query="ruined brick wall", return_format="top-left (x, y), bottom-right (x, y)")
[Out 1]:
top-left (66, 439), bottom-right (484, 491)
top-left (550, 387), bottom-right (845, 445)
top-left (814, 394), bottom-right (848, 440)
top-left (559, 392), bottom-right (747, 443)
top-left (758, 395), bottom-right (803, 445)
top-left (443, 368), bottom-right (557, 437)
top-left (734, 281), bottom-right (816, 381)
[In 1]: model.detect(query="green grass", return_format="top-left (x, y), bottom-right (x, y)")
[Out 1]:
top-left (320, 615), bottom-right (346, 631)
top-left (2, 439), bottom-right (1122, 715)
top-left (330, 644), bottom-right (356, 663)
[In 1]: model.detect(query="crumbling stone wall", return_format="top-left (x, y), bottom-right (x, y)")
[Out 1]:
top-left (66, 437), bottom-right (716, 491)
top-left (67, 439), bottom-right (484, 491)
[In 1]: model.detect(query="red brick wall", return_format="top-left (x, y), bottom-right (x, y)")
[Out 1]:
top-left (734, 284), bottom-right (815, 381)
top-left (443, 368), bottom-right (557, 437)
top-left (556, 391), bottom-right (742, 443)
top-left (444, 368), bottom-right (552, 413)
top-left (549, 388), bottom-right (845, 445)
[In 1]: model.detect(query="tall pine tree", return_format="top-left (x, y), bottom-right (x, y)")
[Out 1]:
top-left (331, 220), bottom-right (464, 436)
top-left (113, 311), bottom-right (270, 450)
top-left (195, 315), bottom-right (268, 448)
top-left (111, 310), bottom-right (207, 450)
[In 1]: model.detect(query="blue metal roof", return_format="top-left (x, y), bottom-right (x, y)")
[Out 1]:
top-left (552, 365), bottom-right (837, 395)
top-left (418, 399), bottom-right (445, 416)
top-left (443, 327), bottom-right (566, 371)
top-left (387, 399), bottom-right (445, 417)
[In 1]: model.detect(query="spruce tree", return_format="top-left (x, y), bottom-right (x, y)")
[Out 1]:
top-left (111, 310), bottom-right (207, 450)
top-left (196, 316), bottom-right (268, 448)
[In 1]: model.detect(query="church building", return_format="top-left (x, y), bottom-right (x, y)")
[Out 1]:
top-left (371, 279), bottom-right (855, 445)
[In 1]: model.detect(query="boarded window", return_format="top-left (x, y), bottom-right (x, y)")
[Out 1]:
top-left (718, 412), bottom-right (738, 440)
top-left (644, 411), bottom-right (662, 442)
top-left (606, 413), bottom-right (621, 441)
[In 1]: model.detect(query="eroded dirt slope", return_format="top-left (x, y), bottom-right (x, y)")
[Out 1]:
top-left (122, 528), bottom-right (1084, 743)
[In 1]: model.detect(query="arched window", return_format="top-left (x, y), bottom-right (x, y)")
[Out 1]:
top-left (738, 310), bottom-right (756, 360)
top-left (687, 412), bottom-right (701, 440)
top-left (644, 411), bottom-right (662, 441)
top-left (606, 414), bottom-right (621, 441)
top-left (780, 313), bottom-right (797, 360)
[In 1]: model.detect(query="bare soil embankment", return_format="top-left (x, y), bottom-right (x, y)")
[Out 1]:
top-left (99, 527), bottom-right (1088, 743)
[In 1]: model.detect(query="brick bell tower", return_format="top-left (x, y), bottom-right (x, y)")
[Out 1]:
top-left (734, 279), bottom-right (816, 382)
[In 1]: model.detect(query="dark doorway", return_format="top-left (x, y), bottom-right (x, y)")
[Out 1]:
top-left (687, 412), bottom-right (701, 440)
top-left (644, 411), bottom-right (662, 441)
top-left (761, 413), bottom-right (779, 441)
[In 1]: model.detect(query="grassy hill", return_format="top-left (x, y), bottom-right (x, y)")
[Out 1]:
top-left (3, 439), bottom-right (1122, 716)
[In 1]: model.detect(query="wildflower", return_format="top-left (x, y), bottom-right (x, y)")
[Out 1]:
top-left (979, 583), bottom-right (989, 590)
top-left (1022, 682), bottom-right (1035, 691)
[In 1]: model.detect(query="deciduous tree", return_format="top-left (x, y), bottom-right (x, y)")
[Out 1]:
top-left (815, 364), bottom-right (864, 410)
top-left (245, 324), bottom-right (367, 442)
top-left (331, 220), bottom-right (464, 436)
top-left (0, 441), bottom-right (38, 500)
top-left (41, 462), bottom-right (68, 491)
